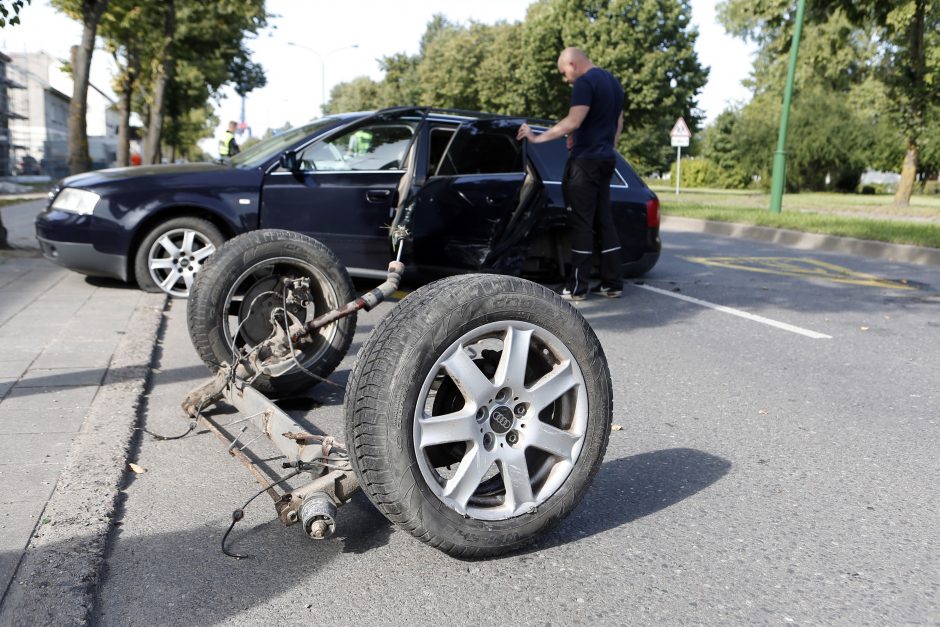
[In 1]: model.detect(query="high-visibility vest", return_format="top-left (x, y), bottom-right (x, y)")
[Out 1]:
top-left (348, 129), bottom-right (373, 156)
top-left (219, 131), bottom-right (239, 157)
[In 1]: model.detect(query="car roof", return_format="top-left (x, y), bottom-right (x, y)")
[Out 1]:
top-left (304, 107), bottom-right (554, 131)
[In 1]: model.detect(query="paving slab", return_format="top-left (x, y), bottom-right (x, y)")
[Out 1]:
top-left (15, 367), bottom-right (106, 388)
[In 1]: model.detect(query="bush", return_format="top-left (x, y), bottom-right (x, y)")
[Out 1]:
top-left (669, 157), bottom-right (719, 188)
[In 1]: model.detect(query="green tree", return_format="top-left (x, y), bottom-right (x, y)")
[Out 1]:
top-left (0, 0), bottom-right (29, 27)
top-left (323, 76), bottom-right (382, 115)
top-left (52, 0), bottom-right (111, 174)
top-left (416, 21), bottom-right (498, 110)
top-left (719, 0), bottom-right (940, 204)
top-left (700, 109), bottom-right (751, 188)
top-left (375, 52), bottom-right (421, 107)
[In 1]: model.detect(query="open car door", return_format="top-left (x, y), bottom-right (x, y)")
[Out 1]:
top-left (393, 117), bottom-right (546, 276)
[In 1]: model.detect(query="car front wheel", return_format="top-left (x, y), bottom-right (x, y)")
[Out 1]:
top-left (134, 216), bottom-right (225, 298)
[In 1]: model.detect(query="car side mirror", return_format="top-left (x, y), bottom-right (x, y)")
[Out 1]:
top-left (279, 150), bottom-right (300, 172)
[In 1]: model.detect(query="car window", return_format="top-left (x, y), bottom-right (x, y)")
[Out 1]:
top-left (228, 117), bottom-right (339, 169)
top-left (298, 122), bottom-right (416, 171)
top-left (427, 126), bottom-right (457, 177)
top-left (436, 122), bottom-right (523, 176)
top-left (528, 133), bottom-right (642, 187)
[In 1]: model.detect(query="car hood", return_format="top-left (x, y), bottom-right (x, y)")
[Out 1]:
top-left (61, 162), bottom-right (232, 189)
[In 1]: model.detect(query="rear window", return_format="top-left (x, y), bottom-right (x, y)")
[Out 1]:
top-left (437, 126), bottom-right (522, 175)
top-left (527, 135), bottom-right (645, 188)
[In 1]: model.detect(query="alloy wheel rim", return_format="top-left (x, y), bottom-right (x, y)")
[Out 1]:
top-left (147, 228), bottom-right (216, 297)
top-left (413, 320), bottom-right (588, 521)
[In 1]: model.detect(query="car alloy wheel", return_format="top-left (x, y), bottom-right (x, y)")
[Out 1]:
top-left (147, 227), bottom-right (217, 297)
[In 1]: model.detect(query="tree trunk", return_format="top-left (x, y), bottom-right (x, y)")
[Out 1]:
top-left (115, 53), bottom-right (137, 168)
top-left (144, 0), bottom-right (175, 165)
top-left (894, 142), bottom-right (917, 209)
top-left (67, 0), bottom-right (110, 175)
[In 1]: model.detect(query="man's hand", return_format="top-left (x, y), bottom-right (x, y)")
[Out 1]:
top-left (566, 133), bottom-right (574, 152)
top-left (516, 123), bottom-right (535, 142)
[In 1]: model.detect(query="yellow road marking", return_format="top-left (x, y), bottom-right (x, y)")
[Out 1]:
top-left (685, 256), bottom-right (915, 290)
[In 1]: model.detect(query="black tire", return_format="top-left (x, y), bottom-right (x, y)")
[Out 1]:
top-left (345, 274), bottom-right (612, 558)
top-left (134, 216), bottom-right (225, 297)
top-left (187, 229), bottom-right (356, 397)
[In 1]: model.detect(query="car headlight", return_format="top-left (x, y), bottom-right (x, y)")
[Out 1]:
top-left (51, 188), bottom-right (100, 215)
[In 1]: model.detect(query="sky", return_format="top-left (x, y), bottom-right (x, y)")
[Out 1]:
top-left (1, 0), bottom-right (756, 142)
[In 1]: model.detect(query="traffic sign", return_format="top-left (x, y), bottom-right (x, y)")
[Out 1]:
top-left (670, 117), bottom-right (691, 147)
top-left (670, 117), bottom-right (692, 138)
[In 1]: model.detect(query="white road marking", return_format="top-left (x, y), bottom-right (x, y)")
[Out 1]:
top-left (634, 284), bottom-right (832, 340)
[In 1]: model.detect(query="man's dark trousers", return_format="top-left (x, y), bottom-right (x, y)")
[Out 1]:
top-left (562, 157), bottom-right (623, 296)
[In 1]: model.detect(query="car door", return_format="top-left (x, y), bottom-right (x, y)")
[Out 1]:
top-left (408, 118), bottom-right (537, 274)
top-left (259, 111), bottom-right (423, 275)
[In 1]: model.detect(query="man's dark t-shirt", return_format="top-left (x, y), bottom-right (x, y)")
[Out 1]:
top-left (569, 67), bottom-right (624, 160)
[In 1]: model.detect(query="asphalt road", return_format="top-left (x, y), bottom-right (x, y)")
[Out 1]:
top-left (95, 231), bottom-right (939, 625)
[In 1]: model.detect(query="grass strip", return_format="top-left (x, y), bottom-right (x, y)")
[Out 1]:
top-left (662, 203), bottom-right (940, 249)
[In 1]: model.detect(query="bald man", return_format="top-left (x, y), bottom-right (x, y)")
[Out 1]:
top-left (517, 47), bottom-right (625, 300)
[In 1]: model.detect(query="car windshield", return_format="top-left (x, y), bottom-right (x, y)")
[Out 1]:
top-left (227, 118), bottom-right (346, 169)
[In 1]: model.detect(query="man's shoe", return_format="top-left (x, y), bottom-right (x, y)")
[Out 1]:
top-left (560, 287), bottom-right (586, 302)
top-left (591, 285), bottom-right (622, 298)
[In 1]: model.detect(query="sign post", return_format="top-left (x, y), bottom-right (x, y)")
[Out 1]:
top-left (670, 117), bottom-right (692, 195)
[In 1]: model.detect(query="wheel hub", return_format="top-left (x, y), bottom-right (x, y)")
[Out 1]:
top-left (488, 406), bottom-right (514, 435)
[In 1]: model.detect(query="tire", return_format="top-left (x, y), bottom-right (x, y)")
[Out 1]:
top-left (134, 216), bottom-right (225, 297)
top-left (187, 229), bottom-right (356, 397)
top-left (345, 274), bottom-right (612, 557)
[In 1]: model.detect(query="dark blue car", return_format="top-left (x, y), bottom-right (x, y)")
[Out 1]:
top-left (35, 107), bottom-right (661, 297)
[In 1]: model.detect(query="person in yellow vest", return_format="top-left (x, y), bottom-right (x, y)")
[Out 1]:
top-left (219, 120), bottom-right (240, 158)
top-left (347, 128), bottom-right (373, 157)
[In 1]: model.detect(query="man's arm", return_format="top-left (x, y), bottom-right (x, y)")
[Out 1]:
top-left (516, 105), bottom-right (589, 144)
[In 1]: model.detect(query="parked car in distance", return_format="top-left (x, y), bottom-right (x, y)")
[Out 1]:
top-left (35, 107), bottom-right (661, 297)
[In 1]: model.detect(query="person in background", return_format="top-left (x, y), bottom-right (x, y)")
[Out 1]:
top-left (219, 120), bottom-right (240, 158)
top-left (516, 47), bottom-right (625, 301)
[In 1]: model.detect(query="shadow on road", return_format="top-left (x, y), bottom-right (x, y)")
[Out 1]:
top-left (535, 447), bottom-right (731, 550)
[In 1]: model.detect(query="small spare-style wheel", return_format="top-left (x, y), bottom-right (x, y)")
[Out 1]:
top-left (345, 274), bottom-right (612, 557)
top-left (187, 229), bottom-right (356, 397)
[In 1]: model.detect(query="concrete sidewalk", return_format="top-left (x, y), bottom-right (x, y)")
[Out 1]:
top-left (0, 256), bottom-right (165, 616)
top-left (0, 200), bottom-right (167, 622)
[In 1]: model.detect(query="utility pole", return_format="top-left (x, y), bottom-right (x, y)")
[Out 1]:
top-left (769, 0), bottom-right (807, 214)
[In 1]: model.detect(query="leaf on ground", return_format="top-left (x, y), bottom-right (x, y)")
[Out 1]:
top-left (611, 424), bottom-right (623, 431)
top-left (758, 409), bottom-right (769, 415)
top-left (860, 326), bottom-right (870, 331)
top-left (129, 462), bottom-right (146, 474)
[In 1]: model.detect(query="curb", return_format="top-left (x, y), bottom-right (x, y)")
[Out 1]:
top-left (0, 292), bottom-right (168, 626)
top-left (661, 215), bottom-right (940, 267)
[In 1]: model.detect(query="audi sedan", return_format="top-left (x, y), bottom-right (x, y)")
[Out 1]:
top-left (35, 107), bottom-right (661, 297)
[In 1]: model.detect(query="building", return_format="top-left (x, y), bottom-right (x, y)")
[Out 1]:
top-left (0, 51), bottom-right (27, 176)
top-left (5, 50), bottom-right (118, 178)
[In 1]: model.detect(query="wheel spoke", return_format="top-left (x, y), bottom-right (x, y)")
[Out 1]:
top-left (528, 360), bottom-right (578, 413)
top-left (418, 408), bottom-right (478, 448)
top-left (493, 326), bottom-right (533, 389)
top-left (182, 271), bottom-right (195, 291)
top-left (150, 258), bottom-right (174, 270)
top-left (160, 268), bottom-right (181, 290)
top-left (499, 451), bottom-right (535, 511)
top-left (156, 235), bottom-right (180, 257)
top-left (192, 243), bottom-right (216, 262)
top-left (529, 421), bottom-right (580, 461)
top-left (442, 446), bottom-right (492, 510)
top-left (441, 346), bottom-right (494, 404)
top-left (181, 230), bottom-right (196, 255)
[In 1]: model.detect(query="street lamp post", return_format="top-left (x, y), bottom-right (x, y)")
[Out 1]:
top-left (286, 42), bottom-right (359, 113)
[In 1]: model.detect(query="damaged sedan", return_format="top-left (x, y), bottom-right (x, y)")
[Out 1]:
top-left (36, 107), bottom-right (661, 297)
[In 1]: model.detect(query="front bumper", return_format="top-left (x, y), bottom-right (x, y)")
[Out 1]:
top-left (36, 236), bottom-right (128, 281)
